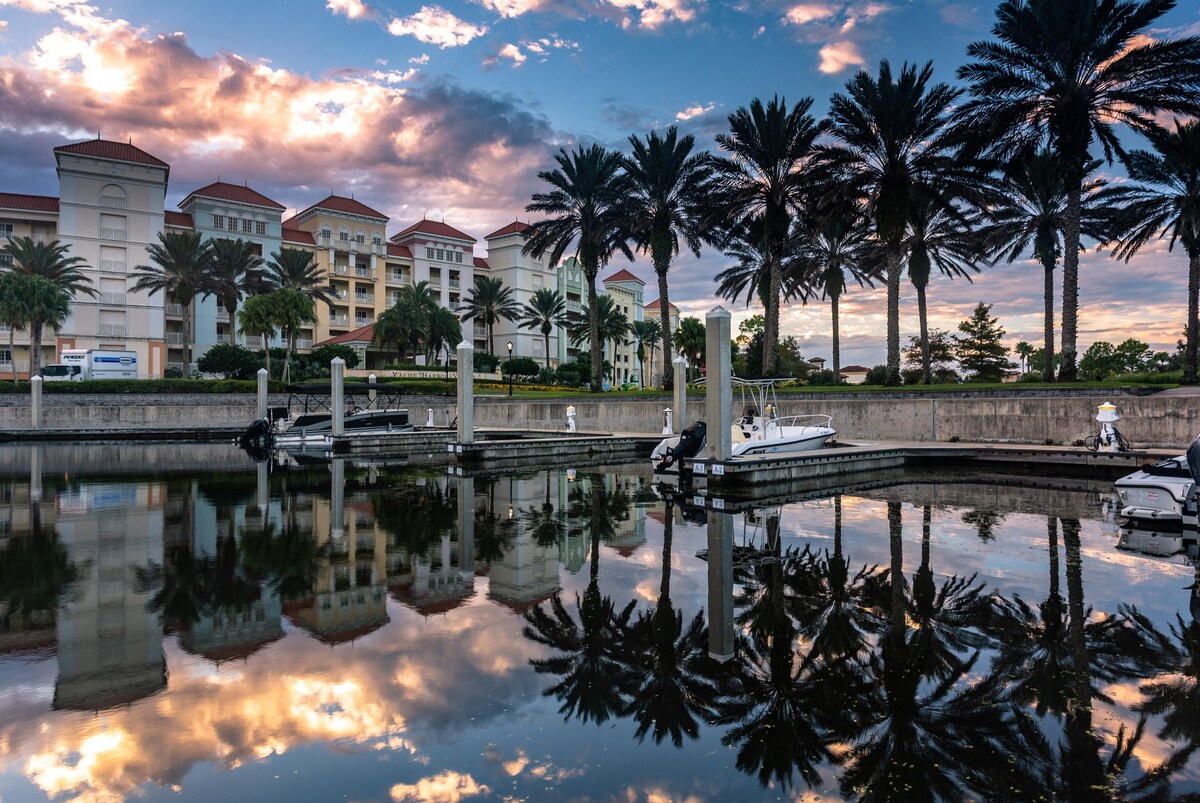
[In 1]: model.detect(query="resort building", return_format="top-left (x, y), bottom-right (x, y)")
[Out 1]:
top-left (643, 297), bottom-right (680, 386)
top-left (602, 269), bottom-right (645, 386)
top-left (483, 221), bottom-right (560, 366)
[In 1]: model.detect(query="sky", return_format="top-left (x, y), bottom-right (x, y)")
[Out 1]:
top-left (0, 0), bottom-right (1198, 369)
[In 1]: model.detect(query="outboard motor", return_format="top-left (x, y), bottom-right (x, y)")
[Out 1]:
top-left (1187, 435), bottom-right (1200, 487)
top-left (655, 421), bottom-right (707, 472)
top-left (238, 418), bottom-right (272, 450)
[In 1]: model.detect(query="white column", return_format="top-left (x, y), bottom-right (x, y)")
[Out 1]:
top-left (30, 444), bottom-right (42, 504)
top-left (707, 509), bottom-right (735, 662)
top-left (331, 357), bottom-right (345, 437)
top-left (368, 373), bottom-right (377, 410)
top-left (672, 356), bottom-right (687, 431)
top-left (457, 340), bottom-right (474, 444)
top-left (706, 306), bottom-right (733, 461)
top-left (257, 368), bottom-right (268, 419)
top-left (331, 458), bottom-right (345, 539)
top-left (30, 376), bottom-right (42, 429)
top-left (457, 476), bottom-right (475, 577)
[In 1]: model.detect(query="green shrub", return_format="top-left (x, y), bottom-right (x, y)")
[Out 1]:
top-left (901, 367), bottom-right (924, 385)
top-left (806, 369), bottom-right (842, 386)
top-left (0, 379), bottom-right (286, 394)
top-left (502, 356), bottom-right (541, 378)
top-left (474, 353), bottom-right (500, 372)
top-left (1112, 370), bottom-right (1183, 385)
top-left (864, 365), bottom-right (890, 385)
top-left (1018, 371), bottom-right (1044, 383)
top-left (196, 343), bottom-right (260, 379)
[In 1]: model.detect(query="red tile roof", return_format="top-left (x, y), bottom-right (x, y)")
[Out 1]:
top-left (164, 211), bottom-right (194, 229)
top-left (485, 220), bottom-right (530, 239)
top-left (473, 256), bottom-right (489, 270)
top-left (316, 322), bottom-right (375, 346)
top-left (602, 268), bottom-right (644, 285)
top-left (0, 193), bottom-right (59, 213)
top-left (840, 365), bottom-right (870, 373)
top-left (386, 243), bottom-right (412, 258)
top-left (643, 297), bottom-right (679, 312)
top-left (184, 181), bottom-right (285, 210)
top-left (282, 227), bottom-right (315, 245)
top-left (393, 218), bottom-right (476, 243)
top-left (54, 138), bottom-right (169, 169)
top-left (302, 194), bottom-right (388, 221)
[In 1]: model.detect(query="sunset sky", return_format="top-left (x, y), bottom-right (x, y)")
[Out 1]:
top-left (1, 0), bottom-right (1198, 367)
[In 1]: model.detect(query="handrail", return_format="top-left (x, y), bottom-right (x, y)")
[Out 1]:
top-left (769, 414), bottom-right (834, 429)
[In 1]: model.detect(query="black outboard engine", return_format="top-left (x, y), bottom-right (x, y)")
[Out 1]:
top-left (238, 418), bottom-right (272, 451)
top-left (656, 421), bottom-right (707, 472)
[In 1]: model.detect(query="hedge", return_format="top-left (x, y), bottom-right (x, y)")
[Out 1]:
top-left (0, 379), bottom-right (287, 394)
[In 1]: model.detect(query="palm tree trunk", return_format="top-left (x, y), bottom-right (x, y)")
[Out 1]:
top-left (887, 501), bottom-right (904, 632)
top-left (661, 502), bottom-right (673, 600)
top-left (1185, 248), bottom-right (1199, 385)
top-left (1043, 254), bottom-right (1056, 382)
top-left (830, 293), bottom-right (841, 381)
top-left (488, 320), bottom-right (494, 356)
top-left (282, 329), bottom-right (293, 385)
top-left (917, 283), bottom-right (931, 384)
top-left (9, 326), bottom-right (16, 383)
top-left (1062, 516), bottom-right (1106, 799)
top-left (763, 255), bottom-right (781, 376)
top-left (29, 319), bottom-right (43, 378)
top-left (1047, 516), bottom-right (1059, 599)
top-left (886, 250), bottom-right (902, 385)
top-left (263, 334), bottom-right (271, 379)
top-left (182, 302), bottom-right (192, 377)
top-left (586, 273), bottom-right (602, 392)
top-left (921, 504), bottom-right (931, 567)
top-left (657, 269), bottom-right (674, 391)
top-left (543, 329), bottom-right (551, 370)
top-left (1059, 175), bottom-right (1083, 382)
top-left (833, 493), bottom-right (843, 558)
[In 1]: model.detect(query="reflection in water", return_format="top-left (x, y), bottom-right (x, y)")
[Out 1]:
top-left (2, 448), bottom-right (1200, 800)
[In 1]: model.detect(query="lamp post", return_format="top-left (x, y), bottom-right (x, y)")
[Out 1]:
top-left (506, 341), bottom-right (514, 396)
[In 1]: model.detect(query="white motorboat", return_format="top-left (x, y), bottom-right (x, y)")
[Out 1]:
top-left (238, 382), bottom-right (415, 451)
top-left (1116, 524), bottom-right (1186, 557)
top-left (1114, 453), bottom-right (1198, 528)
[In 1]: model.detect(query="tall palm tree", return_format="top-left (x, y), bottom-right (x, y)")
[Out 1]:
top-left (672, 317), bottom-right (705, 383)
top-left (817, 60), bottom-right (989, 386)
top-left (425, 306), bottom-right (462, 364)
top-left (263, 247), bottom-right (335, 309)
top-left (624, 126), bottom-right (712, 390)
top-left (1014, 340), bottom-right (1035, 376)
top-left (977, 150), bottom-right (1107, 381)
top-left (1101, 121), bottom-right (1200, 383)
top-left (565, 294), bottom-right (630, 372)
top-left (237, 293), bottom-right (278, 378)
top-left (2, 236), bottom-right (95, 375)
top-left (25, 278), bottom-right (73, 377)
top-left (628, 318), bottom-right (661, 387)
top-left (209, 238), bottom-right (264, 343)
top-left (270, 288), bottom-right (315, 384)
top-left (0, 272), bottom-right (37, 382)
top-left (132, 231), bottom-right (213, 372)
top-left (517, 287), bottom-right (567, 369)
top-left (458, 275), bottom-right (521, 355)
top-left (714, 217), bottom-right (813, 312)
top-left (957, 0), bottom-right (1200, 380)
top-left (707, 96), bottom-right (826, 375)
top-left (374, 294), bottom-right (426, 365)
top-left (525, 144), bottom-right (635, 392)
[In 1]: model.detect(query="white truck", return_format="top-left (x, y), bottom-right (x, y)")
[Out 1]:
top-left (42, 349), bottom-right (139, 381)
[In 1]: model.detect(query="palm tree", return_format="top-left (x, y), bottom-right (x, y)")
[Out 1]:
top-left (714, 216), bottom-right (813, 312)
top-left (209, 238), bottom-right (264, 343)
top-left (525, 144), bottom-right (635, 392)
top-left (238, 293), bottom-right (278, 377)
top-left (264, 247), bottom-right (335, 309)
top-left (565, 294), bottom-right (630, 371)
top-left (425, 306), bottom-right (462, 364)
top-left (131, 231), bottom-right (212, 372)
top-left (957, 0), bottom-right (1200, 381)
top-left (25, 278), bottom-right (72, 376)
top-left (624, 126), bottom-right (711, 390)
top-left (270, 288), bottom-right (315, 384)
top-left (672, 317), bottom-right (705, 383)
top-left (707, 96), bottom-right (826, 375)
top-left (517, 287), bottom-right (567, 369)
top-left (2, 236), bottom-right (95, 375)
top-left (977, 150), bottom-right (1108, 381)
top-left (1101, 121), bottom-right (1200, 383)
top-left (1015, 341), bottom-right (1035, 375)
top-left (817, 60), bottom-right (988, 386)
top-left (374, 295), bottom-right (424, 364)
top-left (0, 272), bottom-right (37, 382)
top-left (459, 275), bottom-right (521, 355)
top-left (628, 319), bottom-right (661, 387)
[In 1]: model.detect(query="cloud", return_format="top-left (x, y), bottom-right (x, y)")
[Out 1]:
top-left (326, 0), bottom-right (377, 21)
top-left (674, 101), bottom-right (714, 121)
top-left (818, 39), bottom-right (864, 73)
top-left (476, 0), bottom-right (700, 31)
top-left (491, 42), bottom-right (526, 67)
top-left (387, 6), bottom-right (487, 48)
top-left (390, 771), bottom-right (490, 802)
top-left (783, 3), bottom-right (837, 24)
top-left (409, 53), bottom-right (430, 65)
top-left (0, 19), bottom-right (7, 29)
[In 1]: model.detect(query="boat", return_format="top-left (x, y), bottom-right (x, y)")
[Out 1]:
top-left (238, 382), bottom-right (415, 451)
top-left (1116, 524), bottom-right (1187, 557)
top-left (1114, 438), bottom-right (1200, 528)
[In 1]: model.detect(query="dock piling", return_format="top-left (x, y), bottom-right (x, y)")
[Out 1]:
top-left (256, 368), bottom-right (268, 419)
top-left (30, 375), bottom-right (42, 429)
top-left (331, 357), bottom-right (345, 437)
top-left (706, 306), bottom-right (732, 461)
top-left (707, 509), bottom-right (735, 662)
top-left (673, 356), bottom-right (687, 430)
top-left (368, 373), bottom-right (377, 409)
top-left (457, 340), bottom-right (474, 444)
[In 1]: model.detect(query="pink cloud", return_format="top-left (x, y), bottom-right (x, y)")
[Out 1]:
top-left (386, 6), bottom-right (488, 48)
top-left (818, 39), bottom-right (864, 73)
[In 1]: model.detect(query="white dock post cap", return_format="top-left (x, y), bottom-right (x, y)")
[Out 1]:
top-left (673, 355), bottom-right (688, 366)
top-left (331, 357), bottom-right (345, 366)
top-left (707, 306), bottom-right (731, 319)
top-left (257, 368), bottom-right (268, 377)
top-left (456, 340), bottom-right (474, 351)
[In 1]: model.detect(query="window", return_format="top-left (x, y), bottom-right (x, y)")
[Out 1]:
top-left (339, 229), bottom-right (349, 241)
top-left (100, 246), bottom-right (125, 272)
top-left (212, 214), bottom-right (225, 230)
top-left (255, 220), bottom-right (267, 236)
top-left (241, 218), bottom-right (253, 234)
top-left (99, 185), bottom-right (126, 209)
top-left (0, 349), bottom-right (11, 365)
top-left (426, 246), bottom-right (435, 259)
top-left (0, 223), bottom-right (12, 239)
top-left (532, 274), bottom-right (543, 289)
top-left (321, 227), bottom-right (332, 241)
top-left (99, 214), bottom-right (126, 241)
top-left (372, 235), bottom-right (382, 246)
top-left (455, 252), bottom-right (463, 264)
top-left (436, 249), bottom-right (444, 260)
top-left (355, 232), bottom-right (365, 244)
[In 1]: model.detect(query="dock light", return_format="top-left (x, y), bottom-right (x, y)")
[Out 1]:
top-left (508, 504), bottom-right (514, 520)
top-left (506, 341), bottom-right (514, 396)
top-left (566, 405), bottom-right (577, 433)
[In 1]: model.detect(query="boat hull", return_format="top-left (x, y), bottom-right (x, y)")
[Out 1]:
top-left (731, 427), bottom-right (836, 457)
top-left (1114, 455), bottom-right (1196, 528)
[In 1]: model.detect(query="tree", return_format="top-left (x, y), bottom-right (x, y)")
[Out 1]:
top-left (209, 237), bottom-right (264, 342)
top-left (818, 61), bottom-right (987, 386)
top-left (517, 287), bottom-right (568, 369)
top-left (196, 342), bottom-right (259, 379)
top-left (904, 330), bottom-right (957, 376)
top-left (375, 295), bottom-right (425, 365)
top-left (459, 275), bottom-right (521, 355)
top-left (628, 319), bottom-right (661, 387)
top-left (0, 272), bottom-right (37, 382)
top-left (672, 317), bottom-right (706, 383)
top-left (565, 294), bottom-right (630, 374)
top-left (131, 231), bottom-right (212, 373)
top-left (624, 126), bottom-right (712, 390)
top-left (708, 96), bottom-right (826, 375)
top-left (425, 306), bottom-right (462, 364)
top-left (270, 288), bottom-right (316, 384)
top-left (978, 151), bottom-right (1108, 381)
top-left (1014, 341), bottom-right (1035, 374)
top-left (1079, 338), bottom-right (1152, 380)
top-left (525, 144), bottom-right (635, 392)
top-left (1101, 121), bottom-right (1200, 384)
top-left (715, 217), bottom-right (812, 312)
top-left (263, 247), bottom-right (335, 309)
top-left (238, 293), bottom-right (279, 378)
top-left (2, 236), bottom-right (96, 376)
top-left (955, 302), bottom-right (1012, 382)
top-left (957, 0), bottom-right (1200, 381)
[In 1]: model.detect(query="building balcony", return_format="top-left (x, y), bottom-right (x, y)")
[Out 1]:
top-left (98, 323), bottom-right (126, 338)
top-left (165, 303), bottom-right (183, 318)
top-left (355, 316), bottom-right (373, 327)
top-left (165, 332), bottom-right (186, 345)
top-left (354, 293), bottom-right (376, 305)
top-left (448, 278), bottom-right (460, 289)
top-left (244, 335), bottom-right (263, 349)
top-left (330, 314), bottom-right (350, 328)
top-left (99, 228), bottom-right (126, 241)
top-left (216, 333), bottom-right (232, 345)
top-left (295, 338), bottom-right (313, 350)
top-left (386, 271), bottom-right (410, 285)
top-left (215, 307), bottom-right (230, 323)
top-left (354, 267), bottom-right (375, 281)
top-left (99, 292), bottom-right (126, 306)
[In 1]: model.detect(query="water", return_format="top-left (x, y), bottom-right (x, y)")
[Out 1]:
top-left (1, 444), bottom-right (1198, 801)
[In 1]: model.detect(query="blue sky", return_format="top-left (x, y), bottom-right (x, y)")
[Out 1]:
top-left (1, 0), bottom-right (1199, 367)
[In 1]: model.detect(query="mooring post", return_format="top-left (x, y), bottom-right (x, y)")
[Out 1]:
top-left (331, 458), bottom-right (345, 539)
top-left (706, 305), bottom-right (732, 461)
top-left (256, 461), bottom-right (268, 514)
top-left (457, 475), bottom-right (475, 575)
top-left (30, 444), bottom-right (42, 504)
top-left (30, 375), bottom-right (42, 430)
top-left (707, 508), bottom-right (735, 662)
top-left (673, 356), bottom-right (688, 430)
top-left (368, 373), bottom-right (377, 410)
top-left (257, 368), bottom-right (268, 420)
top-left (457, 340), bottom-right (474, 444)
top-left (331, 357), bottom-right (345, 437)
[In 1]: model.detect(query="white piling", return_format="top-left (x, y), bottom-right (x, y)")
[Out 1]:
top-left (30, 375), bottom-right (42, 430)
top-left (331, 458), bottom-right (345, 539)
top-left (457, 340), bottom-right (474, 444)
top-left (331, 357), bottom-right (345, 437)
top-left (457, 475), bottom-right (475, 574)
top-left (706, 306), bottom-right (732, 461)
top-left (672, 356), bottom-right (688, 431)
top-left (707, 508), bottom-right (735, 662)
top-left (662, 407), bottom-right (674, 436)
top-left (368, 373), bottom-right (377, 410)
top-left (257, 368), bottom-right (268, 419)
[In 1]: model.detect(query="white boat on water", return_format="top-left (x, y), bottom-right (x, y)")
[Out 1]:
top-left (1114, 439), bottom-right (1200, 528)
top-left (238, 382), bottom-right (415, 452)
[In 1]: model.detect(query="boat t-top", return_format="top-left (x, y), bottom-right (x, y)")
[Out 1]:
top-left (238, 382), bottom-right (415, 452)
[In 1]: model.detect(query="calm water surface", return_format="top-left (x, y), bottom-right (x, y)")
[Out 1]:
top-left (1, 444), bottom-right (1198, 801)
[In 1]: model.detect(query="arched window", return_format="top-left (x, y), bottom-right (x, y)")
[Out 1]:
top-left (99, 184), bottom-right (127, 209)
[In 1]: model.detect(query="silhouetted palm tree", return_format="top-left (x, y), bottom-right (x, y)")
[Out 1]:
top-left (525, 144), bottom-right (635, 392)
top-left (459, 275), bottom-right (521, 355)
top-left (209, 237), bottom-right (264, 342)
top-left (517, 287), bottom-right (567, 369)
top-left (624, 125), bottom-right (712, 389)
top-left (0, 272), bottom-right (36, 382)
top-left (628, 319), bottom-right (661, 387)
top-left (425, 306), bottom-right (462, 364)
top-left (132, 231), bottom-right (212, 372)
top-left (714, 216), bottom-right (812, 312)
top-left (707, 97), bottom-right (825, 375)
top-left (238, 293), bottom-right (278, 376)
top-left (1, 237), bottom-right (97, 373)
top-left (957, 0), bottom-right (1200, 380)
top-left (565, 294), bottom-right (630, 368)
top-left (264, 246), bottom-right (336, 309)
